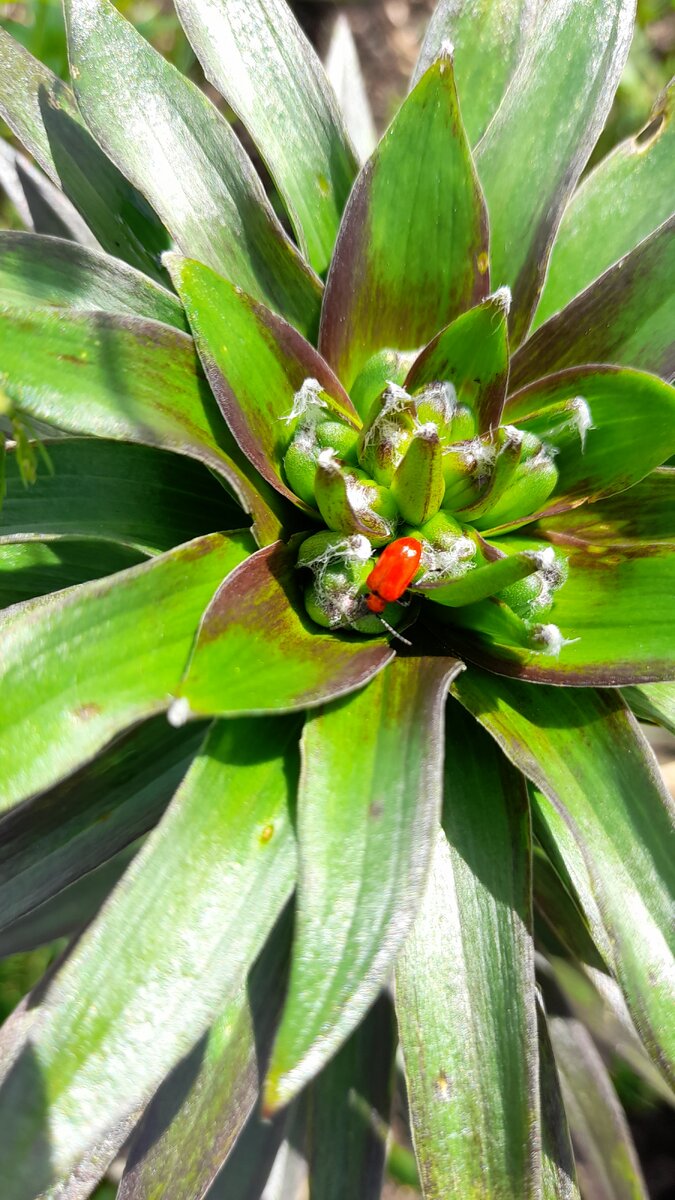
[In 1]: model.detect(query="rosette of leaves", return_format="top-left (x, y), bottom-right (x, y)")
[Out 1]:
top-left (0, 1), bottom-right (673, 1198)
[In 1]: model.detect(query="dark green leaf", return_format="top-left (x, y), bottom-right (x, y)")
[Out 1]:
top-left (537, 999), bottom-right (580, 1200)
top-left (0, 232), bottom-right (187, 330)
top-left (178, 540), bottom-right (395, 718)
top-left (0, 140), bottom-right (96, 245)
top-left (0, 531), bottom-right (254, 807)
top-left (0, 716), bottom-right (299, 1196)
top-left (622, 682), bottom-right (675, 736)
top-left (502, 367), bottom-right (675, 509)
top-left (405, 292), bottom-right (510, 432)
top-left (64, 0), bottom-right (322, 338)
top-left (475, 0), bottom-right (634, 344)
top-left (533, 468), bottom-right (675, 545)
top-left (452, 672), bottom-right (675, 1086)
top-left (119, 908), bottom-right (292, 1200)
top-left (0, 439), bottom-right (243, 555)
top-left (548, 1015), bottom-right (648, 1200)
top-left (167, 254), bottom-right (358, 509)
top-left (307, 996), bottom-right (396, 1200)
top-left (319, 52), bottom-right (489, 390)
top-left (0, 27), bottom-right (168, 281)
top-left (533, 845), bottom-right (606, 971)
top-left (0, 716), bottom-right (203, 932)
top-left (395, 704), bottom-right (537, 1199)
top-left (511, 217), bottom-right (675, 388)
top-left (535, 81), bottom-right (675, 328)
top-left (0, 305), bottom-right (284, 546)
top-left (202, 1109), bottom-right (289, 1200)
top-left (173, 0), bottom-right (358, 275)
top-left (264, 654), bottom-right (461, 1110)
top-left (0, 538), bottom-right (146, 607)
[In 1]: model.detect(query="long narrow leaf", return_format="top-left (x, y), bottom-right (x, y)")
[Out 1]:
top-left (395, 704), bottom-right (538, 1199)
top-left (0, 716), bottom-right (300, 1197)
top-left (64, 0), bottom-right (322, 337)
top-left (0, 539), bottom-right (146, 607)
top-left (537, 1001), bottom-right (580, 1200)
top-left (173, 0), bottom-right (358, 275)
top-left (264, 654), bottom-right (461, 1110)
top-left (0, 140), bottom-right (96, 245)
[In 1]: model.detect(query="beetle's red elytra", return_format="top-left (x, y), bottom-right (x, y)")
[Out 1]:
top-left (365, 537), bottom-right (423, 614)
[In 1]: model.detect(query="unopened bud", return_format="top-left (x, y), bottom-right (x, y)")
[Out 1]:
top-left (391, 424), bottom-right (445, 526)
top-left (314, 452), bottom-right (397, 545)
top-left (357, 383), bottom-right (416, 485)
top-left (349, 348), bottom-right (418, 421)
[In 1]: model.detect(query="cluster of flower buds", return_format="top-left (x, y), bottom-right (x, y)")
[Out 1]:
top-left (284, 368), bottom-right (575, 649)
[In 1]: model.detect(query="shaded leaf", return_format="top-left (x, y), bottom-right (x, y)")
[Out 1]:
top-left (179, 540), bottom-right (395, 718)
top-left (534, 469), bottom-right (675, 545)
top-left (405, 292), bottom-right (510, 432)
top-left (0, 439), bottom-right (243, 555)
top-left (475, 0), bottom-right (635, 344)
top-left (64, 0), bottom-right (322, 337)
top-left (533, 845), bottom-right (606, 971)
top-left (0, 531), bottom-right (254, 807)
top-left (535, 80), bottom-right (675, 327)
top-left (307, 996), bottom-right (396, 1200)
top-left (0, 538), bottom-right (146, 607)
top-left (503, 366), bottom-right (675, 508)
top-left (119, 908), bottom-right (292, 1200)
top-left (202, 1108), bottom-right (289, 1200)
top-left (0, 232), bottom-right (187, 330)
top-left (264, 653), bottom-right (461, 1110)
top-left (0, 716), bottom-right (204, 932)
top-left (537, 1000), bottom-right (580, 1200)
top-left (452, 671), bottom-right (675, 1086)
top-left (0, 140), bottom-right (96, 245)
top-left (548, 1015), bottom-right (648, 1200)
top-left (511, 217), bottom-right (675, 388)
top-left (325, 15), bottom-right (377, 165)
top-left (0, 716), bottom-right (300, 1197)
top-left (319, 51), bottom-right (489, 390)
top-left (623, 682), bottom-right (675, 736)
top-left (395, 704), bottom-right (537, 1199)
top-left (173, 0), bottom-right (358, 275)
top-left (167, 254), bottom-right (358, 510)
top-left (413, 0), bottom-right (537, 145)
top-left (0, 305), bottom-right (285, 546)
top-left (0, 27), bottom-right (167, 281)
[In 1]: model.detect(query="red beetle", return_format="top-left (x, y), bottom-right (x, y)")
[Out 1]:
top-left (365, 537), bottom-right (423, 614)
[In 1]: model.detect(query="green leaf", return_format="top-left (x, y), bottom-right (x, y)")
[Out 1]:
top-left (533, 845), bottom-right (606, 971)
top-left (0, 27), bottom-right (168, 282)
top-left (200, 1109), bottom-right (289, 1200)
top-left (0, 305), bottom-right (285, 546)
top-left (0, 139), bottom-right (97, 246)
top-left (503, 367), bottom-right (675, 509)
top-left (405, 292), bottom-right (510, 432)
top-left (0, 716), bottom-right (299, 1197)
top-left (0, 531), bottom-right (254, 807)
top-left (533, 468), bottom-right (675, 545)
top-left (395, 704), bottom-right (537, 1200)
top-left (325, 15), bottom-right (377, 166)
top-left (537, 1001), bottom-right (580, 1200)
top-left (452, 672), bottom-right (675, 1086)
top-left (264, 653), bottom-right (461, 1110)
top-left (0, 439), bottom-right (243, 555)
top-left (475, 0), bottom-right (634, 344)
top-left (319, 51), bottom-right (489, 390)
top-left (167, 254), bottom-right (358, 510)
top-left (0, 232), bottom-right (187, 330)
top-left (511, 217), bottom-right (675, 388)
top-left (623, 682), bottom-right (675, 736)
top-left (418, 546), bottom-right (539, 607)
top-left (535, 80), bottom-right (675, 328)
top-left (0, 538), bottom-right (147, 608)
top-left (306, 997), bottom-right (396, 1200)
top-left (413, 0), bottom-right (536, 145)
top-left (119, 908), bottom-right (292, 1200)
top-left (547, 1015), bottom-right (648, 1200)
top-left (172, 0), bottom-right (358, 276)
top-left (64, 0), bottom-right (322, 338)
top-left (0, 716), bottom-right (203, 932)
top-left (178, 540), bottom-right (396, 718)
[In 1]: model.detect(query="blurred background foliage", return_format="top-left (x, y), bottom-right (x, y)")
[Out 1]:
top-left (0, 1), bottom-right (673, 1195)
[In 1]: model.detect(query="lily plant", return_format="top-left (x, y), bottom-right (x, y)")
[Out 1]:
top-left (0, 0), bottom-right (673, 1197)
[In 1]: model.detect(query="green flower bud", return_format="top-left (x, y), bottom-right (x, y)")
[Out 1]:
top-left (459, 425), bottom-right (525, 520)
top-left (349, 348), bottom-right (418, 420)
top-left (498, 545), bottom-right (568, 620)
top-left (357, 383), bottom-right (417, 486)
top-left (403, 510), bottom-right (477, 586)
top-left (314, 450), bottom-right (397, 545)
top-left (283, 418), bottom-right (359, 506)
top-left (391, 424), bottom-right (445, 526)
top-left (474, 434), bottom-right (558, 529)
top-left (441, 438), bottom-right (494, 510)
top-left (446, 403), bottom-right (477, 444)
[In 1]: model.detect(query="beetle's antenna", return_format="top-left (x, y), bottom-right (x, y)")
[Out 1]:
top-left (377, 613), bottom-right (412, 646)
